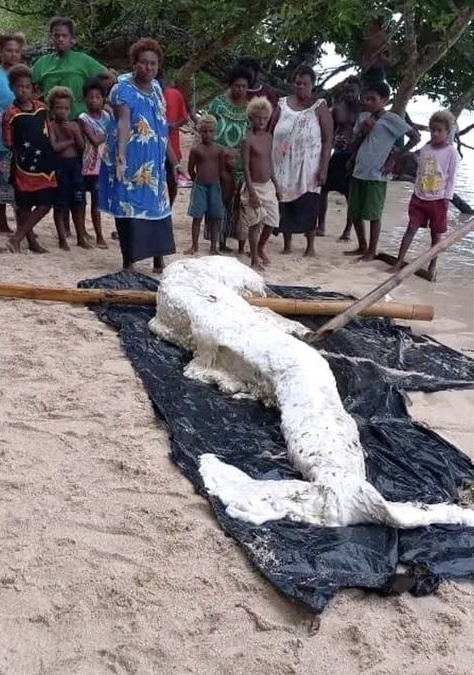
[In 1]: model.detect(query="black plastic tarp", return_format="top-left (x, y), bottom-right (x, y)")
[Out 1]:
top-left (79, 271), bottom-right (474, 613)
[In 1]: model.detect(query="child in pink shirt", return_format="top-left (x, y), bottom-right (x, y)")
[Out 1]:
top-left (391, 110), bottom-right (459, 280)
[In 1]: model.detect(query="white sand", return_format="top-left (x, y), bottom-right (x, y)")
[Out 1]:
top-left (0, 173), bottom-right (473, 674)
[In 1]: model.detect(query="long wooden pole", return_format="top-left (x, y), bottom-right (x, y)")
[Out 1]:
top-left (0, 282), bottom-right (434, 321)
top-left (309, 218), bottom-right (474, 343)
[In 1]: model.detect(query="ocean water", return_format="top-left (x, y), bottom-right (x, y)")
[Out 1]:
top-left (382, 110), bottom-right (474, 283)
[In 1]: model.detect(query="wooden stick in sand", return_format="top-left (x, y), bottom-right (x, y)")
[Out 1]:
top-left (310, 218), bottom-right (474, 343)
top-left (0, 283), bottom-right (434, 321)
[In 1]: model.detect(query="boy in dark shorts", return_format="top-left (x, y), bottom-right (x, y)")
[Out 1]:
top-left (185, 115), bottom-right (224, 255)
top-left (241, 97), bottom-right (280, 269)
top-left (78, 78), bottom-right (110, 248)
top-left (390, 110), bottom-right (459, 281)
top-left (48, 86), bottom-right (92, 250)
top-left (2, 65), bottom-right (57, 253)
top-left (346, 81), bottom-right (420, 261)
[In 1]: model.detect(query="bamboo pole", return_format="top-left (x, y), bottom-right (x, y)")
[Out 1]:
top-left (0, 282), bottom-right (434, 321)
top-left (310, 218), bottom-right (474, 343)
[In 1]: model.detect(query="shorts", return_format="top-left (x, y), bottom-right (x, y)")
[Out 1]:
top-left (14, 188), bottom-right (56, 209)
top-left (55, 156), bottom-right (86, 210)
top-left (348, 177), bottom-right (387, 221)
top-left (408, 194), bottom-right (449, 234)
top-left (187, 182), bottom-right (224, 220)
top-left (239, 180), bottom-right (279, 237)
top-left (325, 152), bottom-right (352, 196)
top-left (83, 174), bottom-right (99, 195)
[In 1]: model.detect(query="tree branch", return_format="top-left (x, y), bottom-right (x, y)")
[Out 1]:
top-left (0, 2), bottom-right (41, 15)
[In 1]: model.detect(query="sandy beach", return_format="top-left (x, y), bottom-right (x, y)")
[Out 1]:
top-left (0, 167), bottom-right (473, 674)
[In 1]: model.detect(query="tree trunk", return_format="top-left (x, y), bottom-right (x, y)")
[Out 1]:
top-left (450, 84), bottom-right (474, 120)
top-left (391, 6), bottom-right (474, 115)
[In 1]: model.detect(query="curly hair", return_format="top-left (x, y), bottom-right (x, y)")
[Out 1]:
top-left (246, 96), bottom-right (272, 118)
top-left (8, 64), bottom-right (31, 88)
top-left (0, 32), bottom-right (26, 51)
top-left (47, 85), bottom-right (74, 109)
top-left (83, 77), bottom-right (106, 98)
top-left (129, 38), bottom-right (163, 66)
top-left (363, 80), bottom-right (391, 99)
top-left (49, 16), bottom-right (75, 36)
top-left (429, 110), bottom-right (455, 133)
top-left (197, 114), bottom-right (217, 132)
top-left (293, 65), bottom-right (316, 85)
top-left (227, 65), bottom-right (252, 87)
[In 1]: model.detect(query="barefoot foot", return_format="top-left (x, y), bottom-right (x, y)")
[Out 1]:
top-left (96, 239), bottom-right (108, 249)
top-left (344, 247), bottom-right (367, 257)
top-left (59, 239), bottom-right (71, 251)
top-left (184, 246), bottom-right (198, 255)
top-left (303, 249), bottom-right (316, 258)
top-left (77, 238), bottom-right (94, 249)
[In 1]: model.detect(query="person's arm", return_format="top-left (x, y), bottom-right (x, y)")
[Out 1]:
top-left (187, 146), bottom-right (198, 182)
top-left (383, 127), bottom-right (421, 175)
top-left (2, 108), bottom-right (13, 149)
top-left (78, 116), bottom-right (105, 147)
top-left (316, 102), bottom-right (333, 185)
top-left (0, 73), bottom-right (13, 111)
top-left (115, 104), bottom-right (131, 181)
top-left (170, 91), bottom-right (189, 130)
top-left (48, 120), bottom-right (75, 153)
top-left (242, 136), bottom-right (259, 208)
top-left (444, 147), bottom-right (460, 200)
top-left (269, 105), bottom-right (281, 134)
top-left (72, 121), bottom-right (85, 153)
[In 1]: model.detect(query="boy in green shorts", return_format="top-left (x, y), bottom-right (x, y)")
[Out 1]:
top-left (346, 81), bottom-right (420, 261)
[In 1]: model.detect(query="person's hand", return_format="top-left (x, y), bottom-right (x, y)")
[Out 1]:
top-left (316, 168), bottom-right (327, 186)
top-left (361, 117), bottom-right (376, 135)
top-left (249, 191), bottom-right (260, 209)
top-left (382, 150), bottom-right (400, 176)
top-left (116, 156), bottom-right (126, 181)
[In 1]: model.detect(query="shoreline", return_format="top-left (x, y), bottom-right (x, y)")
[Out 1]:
top-left (0, 179), bottom-right (472, 674)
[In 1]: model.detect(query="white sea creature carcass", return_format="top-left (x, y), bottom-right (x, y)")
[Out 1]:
top-left (149, 257), bottom-right (474, 529)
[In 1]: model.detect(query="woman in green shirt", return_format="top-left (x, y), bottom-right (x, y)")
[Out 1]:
top-left (32, 16), bottom-right (114, 120)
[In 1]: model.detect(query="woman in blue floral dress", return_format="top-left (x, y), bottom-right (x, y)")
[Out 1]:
top-left (99, 38), bottom-right (175, 272)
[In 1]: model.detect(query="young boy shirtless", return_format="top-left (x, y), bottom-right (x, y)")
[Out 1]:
top-left (241, 97), bottom-right (280, 269)
top-left (185, 115), bottom-right (224, 254)
top-left (47, 86), bottom-right (92, 250)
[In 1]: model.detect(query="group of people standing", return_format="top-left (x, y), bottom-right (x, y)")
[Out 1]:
top-left (0, 17), bottom-right (460, 280)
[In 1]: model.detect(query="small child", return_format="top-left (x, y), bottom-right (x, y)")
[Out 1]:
top-left (391, 110), bottom-right (459, 281)
top-left (2, 65), bottom-right (57, 253)
top-left (185, 114), bottom-right (224, 255)
top-left (240, 97), bottom-right (280, 269)
top-left (346, 81), bottom-right (420, 261)
top-left (78, 78), bottom-right (110, 248)
top-left (47, 86), bottom-right (92, 250)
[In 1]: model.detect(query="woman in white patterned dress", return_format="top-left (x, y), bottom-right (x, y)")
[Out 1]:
top-left (272, 65), bottom-right (333, 256)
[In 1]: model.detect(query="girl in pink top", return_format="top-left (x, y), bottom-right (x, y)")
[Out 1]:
top-left (391, 110), bottom-right (459, 281)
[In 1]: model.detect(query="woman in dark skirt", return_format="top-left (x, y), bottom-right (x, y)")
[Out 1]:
top-left (272, 66), bottom-right (333, 256)
top-left (99, 38), bottom-right (176, 272)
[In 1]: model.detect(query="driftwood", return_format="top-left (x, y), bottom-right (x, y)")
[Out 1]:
top-left (0, 283), bottom-right (434, 322)
top-left (310, 218), bottom-right (474, 342)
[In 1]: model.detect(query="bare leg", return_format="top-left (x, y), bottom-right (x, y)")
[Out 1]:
top-left (282, 233), bottom-right (292, 254)
top-left (153, 256), bottom-right (164, 273)
top-left (7, 205), bottom-right (50, 252)
top-left (219, 239), bottom-right (233, 253)
top-left (91, 190), bottom-right (107, 248)
top-left (184, 217), bottom-right (201, 254)
top-left (209, 220), bottom-right (220, 254)
top-left (238, 239), bottom-right (245, 255)
top-left (249, 224), bottom-right (263, 270)
top-left (0, 203), bottom-right (12, 233)
top-left (316, 188), bottom-right (328, 236)
top-left (339, 200), bottom-right (352, 240)
top-left (257, 225), bottom-right (272, 265)
top-left (53, 208), bottom-right (70, 250)
top-left (390, 226), bottom-right (418, 273)
top-left (71, 205), bottom-right (93, 249)
top-left (345, 219), bottom-right (367, 255)
top-left (360, 219), bottom-right (381, 261)
top-left (427, 231), bottom-right (441, 281)
top-left (122, 254), bottom-right (134, 271)
top-left (303, 230), bottom-right (316, 257)
top-left (64, 209), bottom-right (71, 237)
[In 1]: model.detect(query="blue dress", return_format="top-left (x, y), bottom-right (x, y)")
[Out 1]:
top-left (99, 78), bottom-right (175, 262)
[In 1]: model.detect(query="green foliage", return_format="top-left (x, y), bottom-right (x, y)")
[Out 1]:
top-left (0, 0), bottom-right (472, 111)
